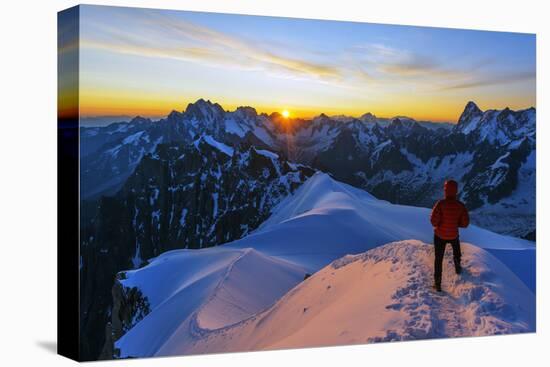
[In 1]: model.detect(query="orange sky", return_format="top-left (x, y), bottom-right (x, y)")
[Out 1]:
top-left (64, 6), bottom-right (536, 124)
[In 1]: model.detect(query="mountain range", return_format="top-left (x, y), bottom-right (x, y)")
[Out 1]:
top-left (82, 99), bottom-right (535, 239)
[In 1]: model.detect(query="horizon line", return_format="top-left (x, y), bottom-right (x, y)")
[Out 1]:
top-left (78, 98), bottom-right (536, 126)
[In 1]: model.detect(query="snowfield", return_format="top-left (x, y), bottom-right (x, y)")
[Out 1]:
top-left (115, 247), bottom-right (305, 358)
top-left (114, 173), bottom-right (535, 358)
top-left (172, 241), bottom-right (534, 355)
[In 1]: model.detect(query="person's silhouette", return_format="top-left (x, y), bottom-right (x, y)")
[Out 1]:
top-left (430, 180), bottom-right (470, 292)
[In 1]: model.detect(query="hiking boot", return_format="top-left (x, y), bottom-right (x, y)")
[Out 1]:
top-left (455, 264), bottom-right (462, 275)
top-left (433, 282), bottom-right (442, 292)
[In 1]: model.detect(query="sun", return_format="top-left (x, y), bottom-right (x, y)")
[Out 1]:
top-left (281, 110), bottom-right (290, 118)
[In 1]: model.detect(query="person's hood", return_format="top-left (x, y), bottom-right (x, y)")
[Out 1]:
top-left (444, 180), bottom-right (458, 199)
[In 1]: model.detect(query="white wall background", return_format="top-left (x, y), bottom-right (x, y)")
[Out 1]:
top-left (0, 0), bottom-right (547, 366)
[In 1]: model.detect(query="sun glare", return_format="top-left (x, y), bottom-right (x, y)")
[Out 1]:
top-left (282, 110), bottom-right (290, 118)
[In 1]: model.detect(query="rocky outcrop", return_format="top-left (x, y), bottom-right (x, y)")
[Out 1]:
top-left (99, 272), bottom-right (151, 359)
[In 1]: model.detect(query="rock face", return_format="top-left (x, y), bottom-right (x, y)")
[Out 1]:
top-left (99, 272), bottom-right (151, 360)
top-left (80, 99), bottom-right (278, 199)
top-left (112, 138), bottom-right (313, 257)
top-left (79, 137), bottom-right (314, 360)
top-left (81, 100), bottom-right (536, 240)
top-left (306, 103), bottom-right (535, 239)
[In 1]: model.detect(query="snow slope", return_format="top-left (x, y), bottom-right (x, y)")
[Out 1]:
top-left (230, 172), bottom-right (535, 286)
top-left (174, 241), bottom-right (534, 355)
top-left (114, 172), bottom-right (535, 358)
top-left (115, 247), bottom-right (305, 358)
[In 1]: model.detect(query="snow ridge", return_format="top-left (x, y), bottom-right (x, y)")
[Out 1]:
top-left (168, 241), bottom-right (534, 355)
top-left (115, 247), bottom-right (305, 358)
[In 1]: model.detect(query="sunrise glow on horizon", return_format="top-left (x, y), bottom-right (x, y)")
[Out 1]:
top-left (61, 5), bottom-right (536, 123)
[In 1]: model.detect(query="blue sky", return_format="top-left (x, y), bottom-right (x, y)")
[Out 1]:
top-left (76, 5), bottom-right (536, 121)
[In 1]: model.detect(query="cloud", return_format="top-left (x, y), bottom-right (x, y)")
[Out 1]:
top-left (380, 57), bottom-right (440, 76)
top-left (354, 43), bottom-right (467, 79)
top-left (80, 10), bottom-right (534, 99)
top-left (350, 43), bottom-right (536, 93)
top-left (81, 9), bottom-right (341, 82)
top-left (440, 71), bottom-right (535, 90)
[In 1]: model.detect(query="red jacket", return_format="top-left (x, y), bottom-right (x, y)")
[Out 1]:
top-left (430, 181), bottom-right (469, 240)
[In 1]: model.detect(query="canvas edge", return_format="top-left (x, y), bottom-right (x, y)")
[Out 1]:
top-left (57, 4), bottom-right (80, 362)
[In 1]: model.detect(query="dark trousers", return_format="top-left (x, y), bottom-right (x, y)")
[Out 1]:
top-left (433, 235), bottom-right (461, 285)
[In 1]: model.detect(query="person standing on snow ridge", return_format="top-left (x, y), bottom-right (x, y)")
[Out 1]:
top-left (430, 180), bottom-right (470, 292)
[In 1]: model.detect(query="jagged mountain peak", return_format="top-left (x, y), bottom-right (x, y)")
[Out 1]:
top-left (454, 101), bottom-right (536, 145)
top-left (458, 101), bottom-right (483, 126)
top-left (389, 117), bottom-right (405, 127)
top-left (184, 98), bottom-right (225, 120)
top-left (386, 117), bottom-right (425, 135)
top-left (360, 112), bottom-right (378, 123)
top-left (314, 112), bottom-right (331, 121)
top-left (269, 111), bottom-right (283, 120)
top-left (189, 97), bottom-right (218, 108)
top-left (167, 110), bottom-right (184, 120)
top-left (233, 106), bottom-right (258, 119)
top-left (329, 114), bottom-right (356, 123)
top-left (310, 113), bottom-right (339, 131)
top-left (465, 100), bottom-right (482, 112)
top-left (129, 116), bottom-right (152, 125)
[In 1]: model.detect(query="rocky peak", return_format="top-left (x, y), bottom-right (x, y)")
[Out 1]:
top-left (390, 117), bottom-right (404, 127)
top-left (167, 110), bottom-right (184, 122)
top-left (234, 106), bottom-right (258, 120)
top-left (129, 116), bottom-right (152, 125)
top-left (312, 113), bottom-right (334, 125)
top-left (360, 112), bottom-right (378, 124)
top-left (458, 101), bottom-right (483, 126)
top-left (184, 99), bottom-right (225, 121)
top-left (387, 117), bottom-right (422, 132)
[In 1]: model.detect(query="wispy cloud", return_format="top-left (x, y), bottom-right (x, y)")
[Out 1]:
top-left (81, 9), bottom-right (342, 83)
top-left (350, 43), bottom-right (535, 92)
top-left (380, 58), bottom-right (437, 76)
top-left (353, 43), bottom-right (467, 79)
top-left (79, 7), bottom-right (535, 116)
top-left (440, 71), bottom-right (535, 90)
